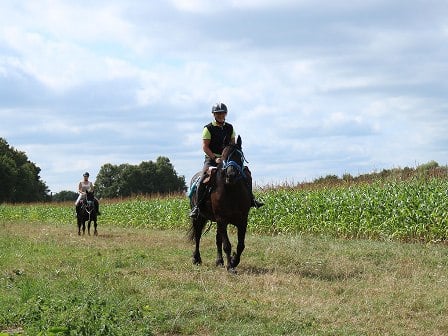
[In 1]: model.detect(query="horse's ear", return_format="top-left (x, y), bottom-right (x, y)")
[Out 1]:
top-left (237, 135), bottom-right (242, 148)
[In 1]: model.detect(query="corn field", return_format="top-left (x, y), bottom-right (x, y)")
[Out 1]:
top-left (1, 177), bottom-right (447, 243)
top-left (250, 177), bottom-right (448, 241)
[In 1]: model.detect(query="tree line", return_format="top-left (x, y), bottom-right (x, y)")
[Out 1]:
top-left (94, 157), bottom-right (186, 198)
top-left (1, 137), bottom-right (186, 203)
top-left (0, 138), bottom-right (49, 203)
top-left (52, 157), bottom-right (187, 202)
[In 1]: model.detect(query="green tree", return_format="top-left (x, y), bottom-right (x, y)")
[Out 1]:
top-left (154, 156), bottom-right (185, 193)
top-left (0, 155), bottom-right (17, 202)
top-left (95, 157), bottom-right (186, 198)
top-left (94, 163), bottom-right (120, 198)
top-left (52, 190), bottom-right (78, 202)
top-left (0, 137), bottom-right (49, 203)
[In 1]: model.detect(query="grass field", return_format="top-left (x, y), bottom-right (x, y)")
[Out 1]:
top-left (1, 221), bottom-right (447, 335)
top-left (1, 175), bottom-right (448, 335)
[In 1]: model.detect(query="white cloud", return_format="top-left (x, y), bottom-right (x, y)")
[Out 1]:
top-left (1, 0), bottom-right (447, 192)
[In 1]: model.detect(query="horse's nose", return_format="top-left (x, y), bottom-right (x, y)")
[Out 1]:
top-left (225, 166), bottom-right (238, 183)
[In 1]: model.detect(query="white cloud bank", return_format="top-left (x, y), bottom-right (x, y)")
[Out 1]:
top-left (1, 1), bottom-right (447, 192)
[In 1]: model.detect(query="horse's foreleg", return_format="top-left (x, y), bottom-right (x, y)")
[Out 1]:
top-left (94, 219), bottom-right (98, 236)
top-left (217, 222), bottom-right (232, 270)
top-left (215, 231), bottom-right (224, 267)
top-left (87, 220), bottom-right (91, 236)
top-left (230, 222), bottom-right (247, 269)
top-left (77, 220), bottom-right (81, 236)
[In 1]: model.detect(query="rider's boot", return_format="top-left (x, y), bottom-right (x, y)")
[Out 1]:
top-left (189, 177), bottom-right (207, 218)
top-left (244, 167), bottom-right (264, 208)
top-left (251, 197), bottom-right (264, 208)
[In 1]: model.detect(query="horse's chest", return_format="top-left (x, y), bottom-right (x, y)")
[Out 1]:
top-left (211, 197), bottom-right (249, 219)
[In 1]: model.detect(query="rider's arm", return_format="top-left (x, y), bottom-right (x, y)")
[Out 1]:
top-left (78, 182), bottom-right (83, 194)
top-left (202, 127), bottom-right (218, 161)
top-left (202, 139), bottom-right (216, 160)
top-left (230, 128), bottom-right (236, 145)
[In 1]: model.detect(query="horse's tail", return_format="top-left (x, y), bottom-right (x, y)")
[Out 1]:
top-left (188, 213), bottom-right (208, 242)
top-left (187, 220), bottom-right (196, 242)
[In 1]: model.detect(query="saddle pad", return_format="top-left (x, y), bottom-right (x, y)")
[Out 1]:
top-left (187, 175), bottom-right (201, 199)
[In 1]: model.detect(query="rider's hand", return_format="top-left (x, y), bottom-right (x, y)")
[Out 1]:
top-left (215, 157), bottom-right (222, 164)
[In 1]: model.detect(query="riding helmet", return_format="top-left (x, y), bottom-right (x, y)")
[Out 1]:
top-left (83, 172), bottom-right (90, 177)
top-left (211, 103), bottom-right (227, 114)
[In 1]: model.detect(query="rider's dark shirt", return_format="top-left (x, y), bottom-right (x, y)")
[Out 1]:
top-left (204, 122), bottom-right (234, 156)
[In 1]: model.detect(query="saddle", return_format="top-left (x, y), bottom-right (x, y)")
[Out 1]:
top-left (202, 166), bottom-right (217, 184)
top-left (188, 167), bottom-right (217, 201)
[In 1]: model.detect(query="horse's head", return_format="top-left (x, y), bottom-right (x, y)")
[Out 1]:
top-left (220, 135), bottom-right (247, 185)
top-left (85, 190), bottom-right (95, 207)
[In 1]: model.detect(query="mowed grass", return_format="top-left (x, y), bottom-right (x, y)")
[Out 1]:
top-left (1, 221), bottom-right (448, 335)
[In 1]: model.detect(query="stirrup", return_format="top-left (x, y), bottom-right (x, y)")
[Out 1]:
top-left (189, 206), bottom-right (200, 218)
top-left (252, 199), bottom-right (264, 208)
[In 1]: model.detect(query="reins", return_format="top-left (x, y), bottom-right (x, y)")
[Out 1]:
top-left (202, 221), bottom-right (213, 236)
top-left (82, 199), bottom-right (95, 222)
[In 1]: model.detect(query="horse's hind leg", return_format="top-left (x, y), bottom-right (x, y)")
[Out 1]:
top-left (192, 217), bottom-right (206, 265)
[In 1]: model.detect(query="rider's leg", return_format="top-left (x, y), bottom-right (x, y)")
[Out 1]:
top-left (75, 194), bottom-right (82, 216)
top-left (189, 173), bottom-right (207, 218)
top-left (190, 159), bottom-right (215, 218)
top-left (94, 198), bottom-right (101, 215)
top-left (244, 167), bottom-right (264, 208)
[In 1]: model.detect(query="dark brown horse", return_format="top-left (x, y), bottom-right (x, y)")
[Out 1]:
top-left (76, 190), bottom-right (98, 236)
top-left (189, 135), bottom-right (251, 273)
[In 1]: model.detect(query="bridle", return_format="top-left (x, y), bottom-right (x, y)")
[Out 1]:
top-left (221, 145), bottom-right (248, 182)
top-left (81, 193), bottom-right (95, 220)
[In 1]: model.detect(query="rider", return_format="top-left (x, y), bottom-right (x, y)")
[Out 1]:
top-left (75, 172), bottom-right (100, 215)
top-left (189, 102), bottom-right (263, 218)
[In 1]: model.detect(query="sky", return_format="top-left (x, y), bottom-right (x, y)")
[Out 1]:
top-left (1, 0), bottom-right (447, 193)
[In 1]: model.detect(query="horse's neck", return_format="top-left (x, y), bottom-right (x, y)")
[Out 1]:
top-left (215, 177), bottom-right (245, 193)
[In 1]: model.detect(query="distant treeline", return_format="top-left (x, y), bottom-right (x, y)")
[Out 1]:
top-left (311, 160), bottom-right (445, 186)
top-left (1, 137), bottom-right (186, 203)
top-left (0, 138), bottom-right (49, 203)
top-left (2, 137), bottom-right (446, 203)
top-left (258, 160), bottom-right (447, 191)
top-left (52, 157), bottom-right (186, 202)
top-left (94, 157), bottom-right (186, 198)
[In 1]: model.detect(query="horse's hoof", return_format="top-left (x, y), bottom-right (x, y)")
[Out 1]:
top-left (215, 259), bottom-right (224, 267)
top-left (94, 231), bottom-right (98, 236)
top-left (192, 258), bottom-right (202, 265)
top-left (227, 267), bottom-right (238, 275)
